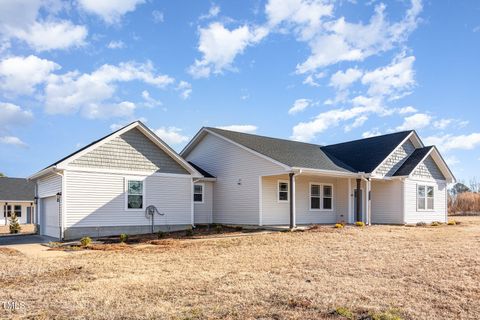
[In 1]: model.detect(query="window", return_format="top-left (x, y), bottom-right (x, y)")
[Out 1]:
top-left (310, 184), bottom-right (321, 209)
top-left (14, 205), bottom-right (21, 217)
top-left (194, 183), bottom-right (204, 203)
top-left (323, 185), bottom-right (333, 210)
top-left (126, 179), bottom-right (144, 210)
top-left (417, 185), bottom-right (434, 210)
top-left (278, 181), bottom-right (289, 202)
top-left (310, 183), bottom-right (334, 210)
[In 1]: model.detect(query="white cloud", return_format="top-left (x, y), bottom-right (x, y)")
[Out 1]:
top-left (444, 155), bottom-right (459, 166)
top-left (395, 113), bottom-right (431, 131)
top-left (302, 72), bottom-right (325, 87)
top-left (152, 10), bottom-right (164, 23)
top-left (216, 125), bottom-right (258, 134)
top-left (398, 106), bottom-right (417, 114)
top-left (44, 61), bottom-right (174, 118)
top-left (0, 102), bottom-right (33, 129)
top-left (0, 0), bottom-right (88, 51)
top-left (154, 127), bottom-right (189, 145)
top-left (424, 133), bottom-right (480, 152)
top-left (141, 90), bottom-right (162, 108)
top-left (288, 98), bottom-right (312, 114)
top-left (290, 0), bottom-right (422, 73)
top-left (107, 40), bottom-right (125, 49)
top-left (77, 0), bottom-right (145, 24)
top-left (329, 68), bottom-right (363, 90)
top-left (200, 5), bottom-right (220, 20)
top-left (189, 22), bottom-right (268, 78)
top-left (0, 55), bottom-right (60, 95)
top-left (176, 81), bottom-right (192, 99)
top-left (433, 119), bottom-right (452, 130)
top-left (361, 54), bottom-right (415, 99)
top-left (0, 136), bottom-right (27, 148)
top-left (362, 129), bottom-right (382, 138)
top-left (345, 115), bottom-right (368, 132)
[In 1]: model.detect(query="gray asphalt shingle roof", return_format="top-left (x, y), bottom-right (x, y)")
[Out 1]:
top-left (206, 128), bottom-right (355, 172)
top-left (393, 146), bottom-right (433, 176)
top-left (0, 177), bottom-right (35, 201)
top-left (188, 162), bottom-right (215, 178)
top-left (206, 128), bottom-right (415, 174)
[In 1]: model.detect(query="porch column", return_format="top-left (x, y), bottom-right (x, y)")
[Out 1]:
top-left (289, 173), bottom-right (296, 229)
top-left (347, 178), bottom-right (352, 223)
top-left (366, 178), bottom-right (371, 225)
top-left (356, 179), bottom-right (361, 222)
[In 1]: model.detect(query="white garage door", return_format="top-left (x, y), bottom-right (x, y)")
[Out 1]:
top-left (41, 196), bottom-right (60, 238)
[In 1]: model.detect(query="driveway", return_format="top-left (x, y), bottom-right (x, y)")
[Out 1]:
top-left (0, 234), bottom-right (69, 257)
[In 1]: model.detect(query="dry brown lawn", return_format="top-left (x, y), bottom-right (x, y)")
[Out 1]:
top-left (1, 217), bottom-right (479, 320)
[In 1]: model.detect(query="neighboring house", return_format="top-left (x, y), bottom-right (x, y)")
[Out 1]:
top-left (181, 127), bottom-right (455, 227)
top-left (0, 177), bottom-right (35, 225)
top-left (28, 121), bottom-right (214, 240)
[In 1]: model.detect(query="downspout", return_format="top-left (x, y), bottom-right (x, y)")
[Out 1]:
top-left (289, 172), bottom-right (296, 229)
top-left (53, 171), bottom-right (64, 240)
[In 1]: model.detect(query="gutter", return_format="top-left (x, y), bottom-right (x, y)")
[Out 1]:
top-left (27, 166), bottom-right (59, 181)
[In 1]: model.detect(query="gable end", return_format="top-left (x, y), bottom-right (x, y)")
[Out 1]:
top-left (412, 155), bottom-right (446, 180)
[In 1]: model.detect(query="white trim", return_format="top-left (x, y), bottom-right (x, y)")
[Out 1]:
top-left (65, 166), bottom-right (194, 178)
top-left (201, 129), bottom-right (292, 171)
top-left (62, 170), bottom-right (67, 239)
top-left (371, 131), bottom-right (423, 176)
top-left (416, 183), bottom-right (435, 211)
top-left (277, 180), bottom-right (289, 203)
top-left (259, 176), bottom-right (263, 226)
top-left (124, 176), bottom-right (146, 211)
top-left (0, 200), bottom-right (34, 203)
top-left (308, 182), bottom-right (334, 212)
top-left (28, 166), bottom-right (58, 180)
top-left (347, 178), bottom-right (352, 223)
top-left (193, 182), bottom-right (205, 204)
top-left (191, 179), bottom-right (194, 227)
top-left (293, 167), bottom-right (359, 178)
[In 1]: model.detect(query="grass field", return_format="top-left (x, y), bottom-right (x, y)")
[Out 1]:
top-left (1, 217), bottom-right (479, 319)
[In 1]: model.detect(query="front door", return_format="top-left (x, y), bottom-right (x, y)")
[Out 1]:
top-left (27, 207), bottom-right (31, 224)
top-left (353, 189), bottom-right (363, 222)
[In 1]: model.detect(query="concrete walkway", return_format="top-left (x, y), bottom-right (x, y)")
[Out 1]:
top-left (0, 235), bottom-right (70, 258)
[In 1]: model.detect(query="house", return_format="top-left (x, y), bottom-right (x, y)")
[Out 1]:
top-left (0, 177), bottom-right (35, 225)
top-left (28, 121), bottom-right (214, 240)
top-left (181, 127), bottom-right (455, 227)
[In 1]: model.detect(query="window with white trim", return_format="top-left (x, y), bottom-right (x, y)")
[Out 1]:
top-left (310, 183), bottom-right (334, 210)
top-left (194, 183), bottom-right (204, 203)
top-left (127, 179), bottom-right (144, 209)
top-left (278, 181), bottom-right (289, 202)
top-left (417, 185), bottom-right (434, 210)
top-left (14, 205), bottom-right (21, 217)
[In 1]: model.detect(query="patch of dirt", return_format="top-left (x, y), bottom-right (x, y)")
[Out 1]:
top-left (0, 247), bottom-right (23, 256)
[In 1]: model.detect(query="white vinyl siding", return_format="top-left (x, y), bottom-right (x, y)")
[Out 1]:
top-left (37, 173), bottom-right (62, 198)
top-left (404, 178), bottom-right (447, 223)
top-left (185, 133), bottom-right (287, 225)
top-left (261, 175), bottom-right (347, 225)
top-left (64, 170), bottom-right (192, 228)
top-left (194, 181), bottom-right (213, 224)
top-left (370, 180), bottom-right (403, 224)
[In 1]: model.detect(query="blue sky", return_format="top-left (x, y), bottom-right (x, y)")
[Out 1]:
top-left (0, 0), bottom-right (479, 182)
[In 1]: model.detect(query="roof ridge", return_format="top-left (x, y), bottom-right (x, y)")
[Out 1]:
top-left (205, 127), bottom-right (323, 147)
top-left (323, 130), bottom-right (413, 148)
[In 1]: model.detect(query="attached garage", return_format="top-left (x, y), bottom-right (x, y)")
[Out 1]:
top-left (40, 196), bottom-right (60, 238)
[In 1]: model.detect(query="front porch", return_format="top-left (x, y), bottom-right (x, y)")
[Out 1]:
top-left (259, 172), bottom-right (401, 227)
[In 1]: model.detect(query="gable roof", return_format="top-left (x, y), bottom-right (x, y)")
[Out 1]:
top-left (30, 121), bottom-right (203, 180)
top-left (0, 177), bottom-right (35, 201)
top-left (203, 127), bottom-right (355, 173)
top-left (321, 131), bottom-right (415, 173)
top-left (393, 146), bottom-right (433, 176)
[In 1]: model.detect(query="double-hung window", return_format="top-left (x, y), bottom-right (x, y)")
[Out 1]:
top-left (278, 181), bottom-right (289, 202)
top-left (194, 183), bottom-right (204, 203)
top-left (14, 205), bottom-right (21, 217)
top-left (417, 185), bottom-right (434, 210)
top-left (126, 179), bottom-right (144, 210)
top-left (310, 183), bottom-right (334, 210)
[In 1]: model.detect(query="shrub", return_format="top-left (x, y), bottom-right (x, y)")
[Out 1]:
top-left (185, 229), bottom-right (194, 237)
top-left (157, 231), bottom-right (166, 239)
top-left (416, 222), bottom-right (427, 227)
top-left (8, 213), bottom-right (21, 234)
top-left (371, 309), bottom-right (403, 320)
top-left (215, 225), bottom-right (223, 234)
top-left (334, 307), bottom-right (354, 319)
top-left (334, 223), bottom-right (344, 229)
top-left (447, 220), bottom-right (456, 225)
top-left (119, 233), bottom-right (128, 243)
top-left (355, 221), bottom-right (365, 227)
top-left (80, 236), bottom-right (92, 246)
top-left (431, 221), bottom-right (441, 227)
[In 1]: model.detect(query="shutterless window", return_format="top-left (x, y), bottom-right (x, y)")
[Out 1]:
top-left (310, 184), bottom-right (321, 209)
top-left (194, 184), bottom-right (204, 203)
top-left (323, 185), bottom-right (333, 210)
top-left (127, 180), bottom-right (143, 209)
top-left (417, 185), bottom-right (434, 210)
top-left (278, 181), bottom-right (289, 202)
top-left (14, 205), bottom-right (21, 217)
